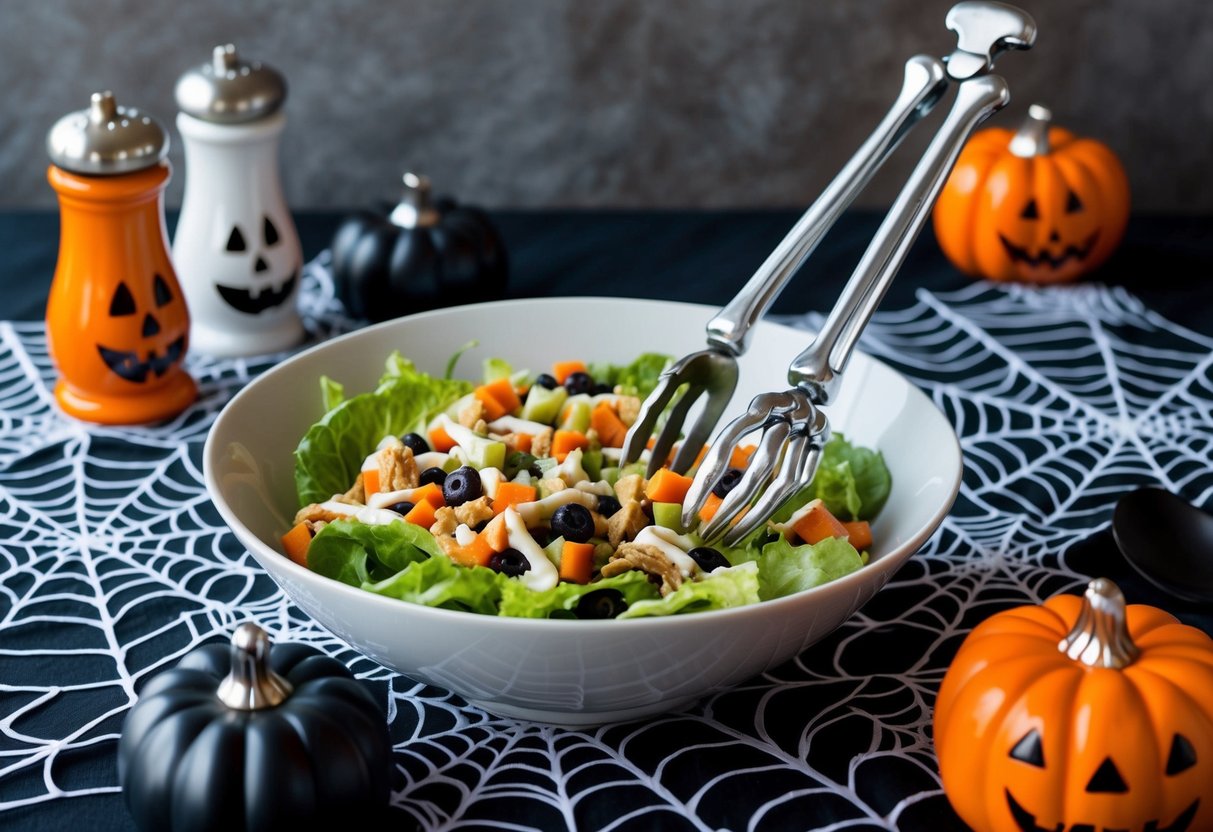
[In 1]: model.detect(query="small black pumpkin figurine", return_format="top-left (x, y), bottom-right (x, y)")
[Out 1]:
top-left (118, 623), bottom-right (392, 832)
top-left (330, 172), bottom-right (508, 321)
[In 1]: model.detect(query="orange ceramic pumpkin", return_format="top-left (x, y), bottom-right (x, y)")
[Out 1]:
top-left (934, 579), bottom-right (1213, 832)
top-left (933, 104), bottom-right (1130, 284)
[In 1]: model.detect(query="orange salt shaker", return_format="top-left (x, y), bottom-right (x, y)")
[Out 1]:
top-left (45, 92), bottom-right (196, 424)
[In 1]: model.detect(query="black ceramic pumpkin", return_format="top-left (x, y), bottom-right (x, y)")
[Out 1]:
top-left (330, 172), bottom-right (508, 321)
top-left (117, 623), bottom-right (392, 832)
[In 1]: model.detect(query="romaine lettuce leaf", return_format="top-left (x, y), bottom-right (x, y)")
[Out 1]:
top-left (499, 570), bottom-right (658, 618)
top-left (294, 366), bottom-right (472, 505)
top-left (756, 535), bottom-right (864, 601)
top-left (319, 375), bottom-right (345, 411)
top-left (617, 562), bottom-right (761, 618)
top-left (307, 518), bottom-right (444, 586)
top-left (809, 434), bottom-right (891, 521)
top-left (362, 555), bottom-right (505, 615)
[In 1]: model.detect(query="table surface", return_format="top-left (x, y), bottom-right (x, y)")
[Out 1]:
top-left (1, 209), bottom-right (1212, 831)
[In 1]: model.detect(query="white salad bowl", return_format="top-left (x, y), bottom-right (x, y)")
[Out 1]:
top-left (204, 297), bottom-right (961, 725)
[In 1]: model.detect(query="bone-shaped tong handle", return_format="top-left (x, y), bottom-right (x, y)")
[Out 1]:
top-left (702, 1), bottom-right (1035, 360)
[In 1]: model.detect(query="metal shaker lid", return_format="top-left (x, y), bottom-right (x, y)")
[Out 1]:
top-left (46, 91), bottom-right (169, 175)
top-left (175, 44), bottom-right (287, 123)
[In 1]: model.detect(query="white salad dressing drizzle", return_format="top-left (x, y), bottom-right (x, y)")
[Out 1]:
top-left (413, 451), bottom-right (449, 471)
top-left (547, 448), bottom-right (588, 486)
top-left (633, 526), bottom-right (700, 577)
top-left (501, 507), bottom-right (559, 591)
top-left (317, 500), bottom-right (405, 526)
top-left (368, 486), bottom-right (438, 510)
top-left (478, 467), bottom-right (503, 499)
top-left (487, 415), bottom-right (550, 435)
top-left (454, 524), bottom-right (477, 547)
top-left (768, 498), bottom-right (824, 538)
top-left (514, 488), bottom-right (598, 526)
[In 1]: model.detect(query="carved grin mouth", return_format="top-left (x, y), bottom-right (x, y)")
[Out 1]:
top-left (998, 231), bottom-right (1099, 269)
top-left (97, 335), bottom-right (186, 384)
top-left (216, 271), bottom-right (298, 315)
top-left (1006, 789), bottom-right (1199, 832)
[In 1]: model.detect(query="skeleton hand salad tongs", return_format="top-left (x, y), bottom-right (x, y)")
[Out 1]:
top-left (621, 2), bottom-right (1036, 544)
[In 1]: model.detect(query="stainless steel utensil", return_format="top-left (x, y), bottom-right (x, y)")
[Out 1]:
top-left (622, 2), bottom-right (1036, 544)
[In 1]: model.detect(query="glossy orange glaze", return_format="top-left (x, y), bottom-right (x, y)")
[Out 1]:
top-left (46, 162), bottom-right (195, 424)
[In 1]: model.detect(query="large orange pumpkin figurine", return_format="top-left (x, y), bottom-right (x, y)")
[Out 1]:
top-left (934, 578), bottom-right (1213, 832)
top-left (933, 104), bottom-right (1130, 284)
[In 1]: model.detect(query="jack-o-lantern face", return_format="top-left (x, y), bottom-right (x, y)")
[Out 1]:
top-left (933, 105), bottom-right (1131, 285)
top-left (215, 214), bottom-right (299, 315)
top-left (1001, 727), bottom-right (1201, 832)
top-left (935, 580), bottom-right (1213, 832)
top-left (97, 274), bottom-right (188, 384)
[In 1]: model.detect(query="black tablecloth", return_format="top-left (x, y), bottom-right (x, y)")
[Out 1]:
top-left (1, 209), bottom-right (1211, 832)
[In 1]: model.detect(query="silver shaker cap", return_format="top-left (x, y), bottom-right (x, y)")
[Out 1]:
top-left (175, 44), bottom-right (286, 123)
top-left (46, 91), bottom-right (169, 175)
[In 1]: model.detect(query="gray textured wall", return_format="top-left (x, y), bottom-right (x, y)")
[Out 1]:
top-left (3, 0), bottom-right (1211, 211)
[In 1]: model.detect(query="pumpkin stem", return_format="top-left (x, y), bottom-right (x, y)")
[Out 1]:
top-left (1059, 578), bottom-right (1140, 670)
top-left (389, 172), bottom-right (441, 229)
top-left (1009, 103), bottom-right (1052, 158)
top-left (216, 622), bottom-right (294, 710)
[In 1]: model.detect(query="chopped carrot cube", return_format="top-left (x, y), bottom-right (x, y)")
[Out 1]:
top-left (644, 468), bottom-right (694, 504)
top-left (842, 520), bottom-right (872, 551)
top-left (590, 401), bottom-right (628, 448)
top-left (428, 424), bottom-right (457, 453)
top-left (473, 387), bottom-right (508, 420)
top-left (403, 500), bottom-right (437, 529)
top-left (552, 360), bottom-right (587, 385)
top-left (481, 513), bottom-right (510, 552)
top-left (479, 377), bottom-right (522, 414)
top-left (362, 468), bottom-right (381, 499)
top-left (559, 541), bottom-right (596, 584)
top-left (511, 432), bottom-right (533, 453)
top-left (793, 501), bottom-right (849, 545)
top-left (409, 482), bottom-right (446, 508)
top-left (552, 429), bottom-right (589, 462)
top-left (449, 534), bottom-right (495, 569)
top-left (698, 492), bottom-right (723, 522)
top-left (729, 444), bottom-right (757, 470)
top-left (280, 521), bottom-right (312, 566)
top-left (492, 482), bottom-right (537, 514)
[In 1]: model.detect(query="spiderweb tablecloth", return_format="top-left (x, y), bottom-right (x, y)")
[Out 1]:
top-left (2, 261), bottom-right (1211, 831)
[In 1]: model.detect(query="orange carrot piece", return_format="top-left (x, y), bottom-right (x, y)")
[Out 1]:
top-left (448, 535), bottom-right (495, 569)
top-left (552, 360), bottom-right (587, 385)
top-left (552, 429), bottom-right (589, 462)
top-left (511, 432), bottom-right (533, 453)
top-left (590, 401), bottom-right (628, 448)
top-left (280, 521), bottom-right (312, 566)
top-left (729, 444), bottom-right (757, 470)
top-left (362, 468), bottom-right (381, 499)
top-left (698, 492), bottom-right (723, 522)
top-left (473, 387), bottom-right (508, 420)
top-left (480, 377), bottom-right (522, 414)
top-left (492, 482), bottom-right (537, 514)
top-left (409, 482), bottom-right (446, 508)
top-left (428, 424), bottom-right (457, 453)
top-left (481, 513), bottom-right (510, 552)
top-left (404, 500), bottom-right (437, 529)
top-left (793, 501), bottom-right (849, 545)
top-left (842, 520), bottom-right (873, 551)
top-left (644, 468), bottom-right (694, 504)
top-left (559, 541), bottom-right (595, 584)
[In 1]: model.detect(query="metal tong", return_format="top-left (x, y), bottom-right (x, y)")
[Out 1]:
top-left (621, 2), bottom-right (1036, 545)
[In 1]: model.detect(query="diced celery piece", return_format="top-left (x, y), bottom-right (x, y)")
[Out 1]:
top-left (582, 449), bottom-right (603, 482)
top-left (560, 398), bottom-right (592, 433)
top-left (543, 535), bottom-right (566, 567)
top-left (651, 502), bottom-right (686, 533)
top-left (521, 385), bottom-right (568, 424)
top-left (600, 466), bottom-right (620, 486)
top-left (468, 439), bottom-right (507, 471)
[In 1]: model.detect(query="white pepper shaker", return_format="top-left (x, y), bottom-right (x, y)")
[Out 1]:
top-left (172, 44), bottom-right (303, 357)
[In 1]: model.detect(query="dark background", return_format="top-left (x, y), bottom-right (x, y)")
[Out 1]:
top-left (2, 0), bottom-right (1211, 212)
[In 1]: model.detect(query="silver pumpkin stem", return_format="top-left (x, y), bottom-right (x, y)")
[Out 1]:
top-left (1009, 103), bottom-right (1052, 157)
top-left (1059, 578), bottom-right (1140, 670)
top-left (216, 623), bottom-right (293, 710)
top-left (389, 172), bottom-right (441, 229)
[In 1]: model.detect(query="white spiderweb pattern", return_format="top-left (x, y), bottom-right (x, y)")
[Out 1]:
top-left (1, 268), bottom-right (1211, 831)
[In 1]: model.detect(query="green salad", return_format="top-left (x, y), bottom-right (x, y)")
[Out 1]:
top-left (282, 349), bottom-right (891, 619)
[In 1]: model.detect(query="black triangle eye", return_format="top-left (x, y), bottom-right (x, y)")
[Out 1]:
top-left (1167, 733), bottom-right (1197, 776)
top-left (1065, 191), bottom-right (1084, 213)
top-left (1086, 757), bottom-right (1128, 793)
top-left (264, 216), bottom-right (279, 246)
top-left (109, 282), bottom-right (136, 317)
top-left (1020, 199), bottom-right (1040, 220)
top-left (1010, 729), bottom-right (1045, 768)
top-left (226, 226), bottom-right (246, 252)
top-left (153, 274), bottom-right (173, 307)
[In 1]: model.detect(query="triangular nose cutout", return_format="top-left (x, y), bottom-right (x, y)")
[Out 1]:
top-left (141, 314), bottom-right (161, 337)
top-left (254, 257), bottom-right (269, 273)
top-left (1085, 757), bottom-right (1128, 793)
